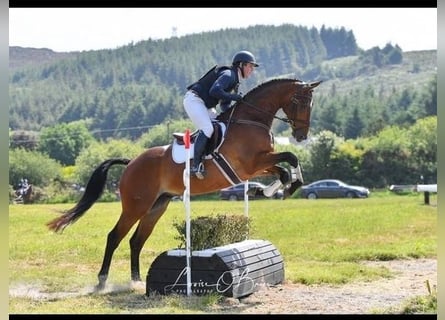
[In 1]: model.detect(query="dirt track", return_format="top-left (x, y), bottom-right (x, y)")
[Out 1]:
top-left (9, 258), bottom-right (436, 314)
top-left (212, 258), bottom-right (437, 314)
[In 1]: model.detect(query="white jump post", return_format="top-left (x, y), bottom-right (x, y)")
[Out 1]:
top-left (182, 129), bottom-right (192, 296)
top-left (244, 180), bottom-right (249, 219)
top-left (416, 184), bottom-right (437, 205)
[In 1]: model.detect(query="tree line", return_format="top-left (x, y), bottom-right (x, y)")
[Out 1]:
top-left (9, 115), bottom-right (436, 203)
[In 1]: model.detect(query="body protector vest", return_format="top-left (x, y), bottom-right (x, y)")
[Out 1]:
top-left (187, 65), bottom-right (239, 109)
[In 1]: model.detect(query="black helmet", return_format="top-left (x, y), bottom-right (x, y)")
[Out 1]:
top-left (232, 50), bottom-right (259, 67)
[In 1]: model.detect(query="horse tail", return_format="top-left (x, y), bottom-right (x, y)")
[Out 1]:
top-left (46, 158), bottom-right (131, 233)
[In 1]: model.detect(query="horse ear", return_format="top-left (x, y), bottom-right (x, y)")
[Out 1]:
top-left (309, 81), bottom-right (322, 89)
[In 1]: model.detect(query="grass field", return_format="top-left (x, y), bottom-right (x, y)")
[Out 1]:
top-left (9, 192), bottom-right (437, 314)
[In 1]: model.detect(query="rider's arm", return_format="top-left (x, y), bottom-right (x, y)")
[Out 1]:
top-left (209, 69), bottom-right (242, 102)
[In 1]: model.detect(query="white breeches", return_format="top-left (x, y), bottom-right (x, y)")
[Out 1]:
top-left (183, 91), bottom-right (217, 138)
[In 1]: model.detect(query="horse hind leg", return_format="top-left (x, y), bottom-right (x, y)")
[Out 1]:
top-left (129, 194), bottom-right (172, 283)
top-left (96, 214), bottom-right (141, 291)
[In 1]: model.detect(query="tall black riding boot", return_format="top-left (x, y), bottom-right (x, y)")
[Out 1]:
top-left (191, 131), bottom-right (209, 180)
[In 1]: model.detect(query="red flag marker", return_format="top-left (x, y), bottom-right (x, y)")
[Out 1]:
top-left (184, 129), bottom-right (191, 149)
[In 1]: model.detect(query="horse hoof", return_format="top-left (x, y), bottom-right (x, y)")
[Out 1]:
top-left (95, 283), bottom-right (106, 291)
top-left (131, 280), bottom-right (145, 290)
top-left (294, 180), bottom-right (303, 189)
top-left (95, 277), bottom-right (107, 291)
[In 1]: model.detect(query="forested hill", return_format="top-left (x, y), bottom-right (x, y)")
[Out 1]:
top-left (9, 24), bottom-right (437, 140)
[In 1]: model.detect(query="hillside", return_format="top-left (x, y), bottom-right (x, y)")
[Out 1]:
top-left (8, 24), bottom-right (437, 140)
top-left (314, 50), bottom-right (436, 97)
top-left (10, 46), bottom-right (435, 91)
top-left (9, 46), bottom-right (77, 69)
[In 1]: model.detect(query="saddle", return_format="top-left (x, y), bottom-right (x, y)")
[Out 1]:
top-left (171, 121), bottom-right (243, 185)
top-left (172, 121), bottom-right (223, 155)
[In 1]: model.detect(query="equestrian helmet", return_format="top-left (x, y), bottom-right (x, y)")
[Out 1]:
top-left (232, 50), bottom-right (259, 67)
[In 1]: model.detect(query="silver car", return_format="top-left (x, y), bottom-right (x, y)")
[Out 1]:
top-left (300, 179), bottom-right (370, 199)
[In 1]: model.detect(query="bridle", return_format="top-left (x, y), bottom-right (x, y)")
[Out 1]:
top-left (287, 91), bottom-right (313, 129)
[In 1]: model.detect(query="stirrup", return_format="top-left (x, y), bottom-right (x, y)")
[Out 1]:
top-left (191, 163), bottom-right (205, 180)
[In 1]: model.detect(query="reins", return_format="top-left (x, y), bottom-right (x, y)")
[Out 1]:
top-left (223, 92), bottom-right (311, 133)
top-left (221, 102), bottom-right (271, 134)
top-left (241, 100), bottom-right (294, 126)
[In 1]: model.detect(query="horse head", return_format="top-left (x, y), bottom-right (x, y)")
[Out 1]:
top-left (281, 80), bottom-right (321, 142)
top-left (221, 78), bottom-right (321, 143)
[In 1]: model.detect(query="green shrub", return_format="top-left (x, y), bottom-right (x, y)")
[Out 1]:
top-left (173, 214), bottom-right (250, 250)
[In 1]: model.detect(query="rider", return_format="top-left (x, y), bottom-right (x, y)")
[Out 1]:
top-left (183, 50), bottom-right (259, 179)
top-left (15, 178), bottom-right (29, 200)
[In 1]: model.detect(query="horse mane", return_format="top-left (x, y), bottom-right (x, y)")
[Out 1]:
top-left (242, 78), bottom-right (304, 100)
top-left (217, 78), bottom-right (304, 118)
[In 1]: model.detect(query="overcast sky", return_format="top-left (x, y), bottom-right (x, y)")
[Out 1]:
top-left (9, 7), bottom-right (437, 53)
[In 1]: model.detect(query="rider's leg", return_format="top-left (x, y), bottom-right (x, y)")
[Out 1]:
top-left (191, 130), bottom-right (209, 179)
top-left (183, 91), bottom-right (215, 179)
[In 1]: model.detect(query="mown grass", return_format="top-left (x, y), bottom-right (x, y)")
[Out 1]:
top-left (9, 192), bottom-right (437, 314)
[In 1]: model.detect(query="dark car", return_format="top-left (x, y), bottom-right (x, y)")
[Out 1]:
top-left (300, 179), bottom-right (370, 199)
top-left (220, 182), bottom-right (284, 201)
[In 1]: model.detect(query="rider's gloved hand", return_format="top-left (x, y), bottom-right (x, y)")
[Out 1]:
top-left (230, 93), bottom-right (243, 102)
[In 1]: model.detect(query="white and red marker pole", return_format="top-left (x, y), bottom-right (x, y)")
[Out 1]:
top-left (182, 129), bottom-right (192, 296)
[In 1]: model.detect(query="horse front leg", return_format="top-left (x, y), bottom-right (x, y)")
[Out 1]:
top-left (256, 151), bottom-right (303, 198)
top-left (263, 165), bottom-right (290, 198)
top-left (285, 165), bottom-right (304, 197)
top-left (273, 151), bottom-right (304, 198)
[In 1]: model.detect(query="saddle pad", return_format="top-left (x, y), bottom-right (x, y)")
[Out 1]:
top-left (172, 141), bottom-right (195, 164)
top-left (171, 122), bottom-right (226, 164)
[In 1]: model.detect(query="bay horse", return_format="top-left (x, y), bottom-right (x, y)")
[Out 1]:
top-left (47, 78), bottom-right (321, 290)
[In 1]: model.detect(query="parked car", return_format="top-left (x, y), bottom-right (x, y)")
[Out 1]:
top-left (220, 182), bottom-right (284, 201)
top-left (300, 179), bottom-right (370, 199)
